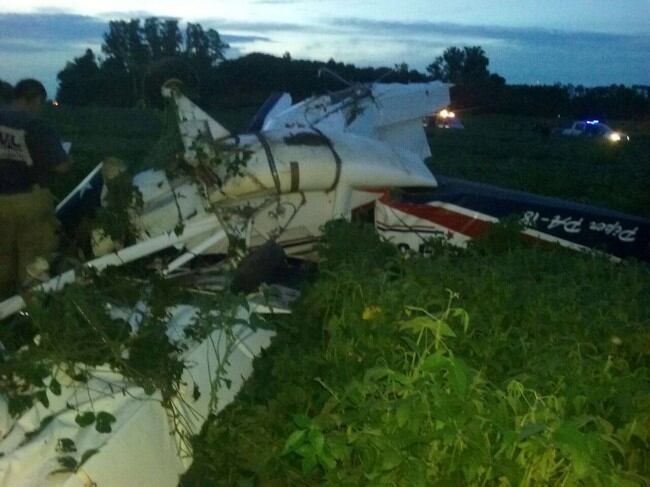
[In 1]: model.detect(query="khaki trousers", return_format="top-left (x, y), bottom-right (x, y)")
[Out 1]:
top-left (0, 188), bottom-right (60, 299)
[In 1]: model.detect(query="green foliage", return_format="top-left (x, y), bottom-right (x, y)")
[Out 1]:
top-left (182, 221), bottom-right (649, 486)
top-left (44, 104), bottom-right (163, 201)
top-left (0, 264), bottom-right (260, 458)
top-left (140, 101), bottom-right (184, 172)
top-left (57, 18), bottom-right (229, 106)
top-left (427, 46), bottom-right (493, 85)
top-left (94, 168), bottom-right (143, 243)
top-left (0, 78), bottom-right (12, 104)
top-left (22, 101), bottom-right (650, 485)
top-left (427, 114), bottom-right (650, 218)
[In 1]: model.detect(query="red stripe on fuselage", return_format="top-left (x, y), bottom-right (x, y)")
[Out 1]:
top-left (382, 200), bottom-right (492, 238)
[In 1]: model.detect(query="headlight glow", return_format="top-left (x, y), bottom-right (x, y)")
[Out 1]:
top-left (438, 109), bottom-right (456, 119)
top-left (608, 132), bottom-right (621, 142)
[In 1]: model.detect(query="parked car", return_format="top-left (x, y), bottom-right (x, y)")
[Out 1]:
top-left (561, 120), bottom-right (629, 142)
top-left (424, 108), bottom-right (464, 131)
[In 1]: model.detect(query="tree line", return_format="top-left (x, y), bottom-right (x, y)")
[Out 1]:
top-left (53, 18), bottom-right (228, 107)
top-left (1, 17), bottom-right (648, 120)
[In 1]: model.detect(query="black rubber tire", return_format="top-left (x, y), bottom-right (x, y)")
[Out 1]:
top-left (231, 241), bottom-right (287, 294)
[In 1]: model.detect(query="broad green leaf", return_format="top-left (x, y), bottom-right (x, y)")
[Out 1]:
top-left (282, 430), bottom-right (306, 454)
top-left (380, 449), bottom-right (402, 471)
top-left (301, 451), bottom-right (318, 475)
top-left (8, 395), bottom-right (33, 417)
top-left (399, 316), bottom-right (456, 337)
top-left (421, 351), bottom-right (448, 373)
top-left (49, 378), bottom-right (62, 396)
top-left (518, 423), bottom-right (547, 440)
top-left (75, 412), bottom-right (95, 428)
top-left (308, 429), bottom-right (325, 454)
top-left (396, 401), bottom-right (410, 428)
top-left (399, 316), bottom-right (435, 333)
top-left (317, 450), bottom-right (337, 471)
top-left (79, 448), bottom-right (100, 466)
top-left (35, 390), bottom-right (49, 409)
top-left (449, 358), bottom-right (470, 394)
top-left (293, 414), bottom-right (311, 429)
top-left (95, 412), bottom-right (116, 434)
top-left (327, 436), bottom-right (350, 461)
top-left (56, 438), bottom-right (77, 453)
top-left (57, 455), bottom-right (78, 471)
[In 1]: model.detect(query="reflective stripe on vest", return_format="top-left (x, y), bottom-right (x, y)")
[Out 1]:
top-left (0, 125), bottom-right (33, 167)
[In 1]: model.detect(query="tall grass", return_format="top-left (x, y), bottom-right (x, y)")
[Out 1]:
top-left (428, 115), bottom-right (650, 218)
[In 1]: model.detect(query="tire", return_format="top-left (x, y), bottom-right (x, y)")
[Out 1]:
top-left (231, 241), bottom-right (287, 294)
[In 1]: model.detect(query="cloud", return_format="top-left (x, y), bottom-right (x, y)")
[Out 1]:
top-left (0, 13), bottom-right (106, 44)
top-left (0, 13), bottom-right (106, 95)
top-left (251, 0), bottom-right (305, 4)
top-left (222, 34), bottom-right (273, 44)
top-left (200, 18), bottom-right (310, 33)
top-left (320, 18), bottom-right (650, 85)
top-left (0, 11), bottom-right (647, 90)
top-left (97, 11), bottom-right (162, 20)
top-left (328, 17), bottom-right (650, 49)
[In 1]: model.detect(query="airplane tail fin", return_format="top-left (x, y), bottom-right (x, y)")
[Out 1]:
top-left (162, 80), bottom-right (231, 165)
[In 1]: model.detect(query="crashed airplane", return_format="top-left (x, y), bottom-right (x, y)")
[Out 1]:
top-left (0, 79), bottom-right (648, 486)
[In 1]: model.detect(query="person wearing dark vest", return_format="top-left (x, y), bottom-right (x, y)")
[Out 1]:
top-left (0, 79), bottom-right (71, 299)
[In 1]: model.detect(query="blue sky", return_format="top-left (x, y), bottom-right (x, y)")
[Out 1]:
top-left (1, 1), bottom-right (648, 97)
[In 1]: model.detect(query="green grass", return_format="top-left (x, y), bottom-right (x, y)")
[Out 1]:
top-left (44, 105), bottom-right (163, 198)
top-left (427, 114), bottom-right (650, 218)
top-left (181, 221), bottom-right (650, 486)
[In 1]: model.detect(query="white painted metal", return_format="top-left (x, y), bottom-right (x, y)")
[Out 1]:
top-left (0, 216), bottom-right (221, 320)
top-left (0, 305), bottom-right (275, 487)
top-left (55, 162), bottom-right (103, 213)
top-left (163, 229), bottom-right (228, 275)
top-left (260, 93), bottom-right (293, 129)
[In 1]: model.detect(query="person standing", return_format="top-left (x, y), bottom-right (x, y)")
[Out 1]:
top-left (0, 79), bottom-right (71, 299)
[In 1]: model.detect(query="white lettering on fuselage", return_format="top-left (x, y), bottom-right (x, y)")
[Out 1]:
top-left (522, 210), bottom-right (638, 243)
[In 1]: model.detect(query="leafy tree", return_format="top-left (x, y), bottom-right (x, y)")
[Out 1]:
top-left (462, 46), bottom-right (490, 83)
top-left (101, 20), bottom-right (151, 101)
top-left (92, 18), bottom-right (226, 104)
top-left (185, 23), bottom-right (228, 68)
top-left (160, 20), bottom-right (182, 58)
top-left (97, 58), bottom-right (137, 107)
top-left (426, 46), bottom-right (506, 110)
top-left (56, 49), bottom-right (101, 105)
top-left (0, 79), bottom-right (12, 105)
top-left (102, 21), bottom-right (129, 68)
top-left (144, 18), bottom-right (163, 61)
top-left (427, 46), bottom-right (491, 85)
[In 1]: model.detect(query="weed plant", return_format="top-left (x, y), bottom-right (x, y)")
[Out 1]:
top-left (182, 221), bottom-right (649, 486)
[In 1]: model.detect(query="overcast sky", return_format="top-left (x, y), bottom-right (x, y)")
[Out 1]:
top-left (1, 1), bottom-right (649, 97)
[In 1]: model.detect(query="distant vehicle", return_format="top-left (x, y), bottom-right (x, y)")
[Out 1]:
top-left (561, 120), bottom-right (629, 142)
top-left (424, 108), bottom-right (464, 131)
